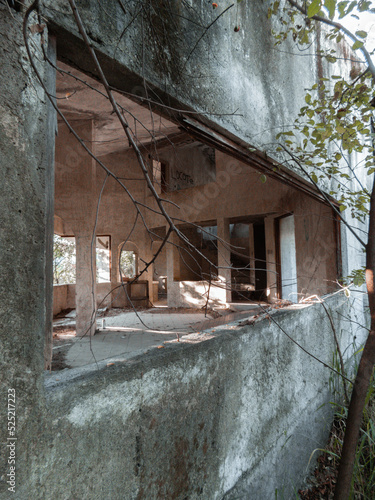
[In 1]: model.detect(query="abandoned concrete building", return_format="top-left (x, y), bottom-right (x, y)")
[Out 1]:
top-left (0, 1), bottom-right (370, 499)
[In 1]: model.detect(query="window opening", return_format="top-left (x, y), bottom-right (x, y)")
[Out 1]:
top-left (152, 160), bottom-right (167, 194)
top-left (230, 223), bottom-right (252, 301)
top-left (176, 225), bottom-right (218, 281)
top-left (96, 236), bottom-right (111, 283)
top-left (120, 250), bottom-right (137, 280)
top-left (53, 235), bottom-right (76, 285)
top-left (253, 222), bottom-right (267, 299)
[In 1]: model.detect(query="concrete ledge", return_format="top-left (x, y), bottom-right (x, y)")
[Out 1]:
top-left (30, 293), bottom-right (362, 499)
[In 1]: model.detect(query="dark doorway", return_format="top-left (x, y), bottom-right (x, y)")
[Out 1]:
top-left (253, 222), bottom-right (267, 299)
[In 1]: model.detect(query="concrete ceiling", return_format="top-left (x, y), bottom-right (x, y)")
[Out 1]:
top-left (56, 62), bottom-right (180, 157)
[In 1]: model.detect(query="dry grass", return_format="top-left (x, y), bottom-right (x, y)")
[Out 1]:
top-left (299, 374), bottom-right (375, 499)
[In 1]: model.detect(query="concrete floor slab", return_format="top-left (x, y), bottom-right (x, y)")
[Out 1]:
top-left (53, 304), bottom-right (270, 369)
top-left (57, 308), bottom-right (210, 368)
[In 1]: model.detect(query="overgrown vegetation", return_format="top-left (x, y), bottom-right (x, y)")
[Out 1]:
top-left (53, 235), bottom-right (76, 285)
top-left (261, 1), bottom-right (375, 497)
top-left (300, 369), bottom-right (375, 499)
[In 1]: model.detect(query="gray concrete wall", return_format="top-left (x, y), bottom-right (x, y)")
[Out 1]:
top-left (168, 281), bottom-right (226, 308)
top-left (158, 143), bottom-right (216, 192)
top-left (42, 0), bottom-right (318, 161)
top-left (0, 4), bottom-right (370, 500)
top-left (53, 285), bottom-right (68, 316)
top-left (53, 283), bottom-right (110, 315)
top-left (0, 4), bottom-right (52, 494)
top-left (15, 293), bottom-right (358, 500)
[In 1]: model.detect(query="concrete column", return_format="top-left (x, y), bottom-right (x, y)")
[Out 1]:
top-left (145, 258), bottom-right (155, 305)
top-left (172, 235), bottom-right (181, 281)
top-left (75, 233), bottom-right (97, 336)
top-left (139, 232), bottom-right (155, 305)
top-left (217, 218), bottom-right (232, 304)
top-left (249, 223), bottom-right (255, 287)
top-left (44, 35), bottom-right (57, 370)
top-left (0, 10), bottom-right (55, 474)
top-left (111, 236), bottom-right (122, 307)
top-left (264, 217), bottom-right (277, 302)
top-left (166, 232), bottom-right (180, 307)
top-left (279, 215), bottom-right (298, 302)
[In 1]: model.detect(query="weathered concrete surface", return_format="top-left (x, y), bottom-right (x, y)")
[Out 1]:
top-left (0, 4), bottom-right (370, 500)
top-left (18, 293), bottom-right (358, 500)
top-left (0, 5), bottom-right (51, 495)
top-left (53, 282), bottom-right (121, 316)
top-left (42, 0), bottom-right (316, 161)
top-left (53, 284), bottom-right (69, 316)
top-left (171, 280), bottom-right (226, 308)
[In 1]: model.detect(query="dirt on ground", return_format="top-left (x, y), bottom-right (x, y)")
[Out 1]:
top-left (52, 326), bottom-right (76, 371)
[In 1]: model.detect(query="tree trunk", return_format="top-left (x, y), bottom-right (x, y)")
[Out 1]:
top-left (334, 176), bottom-right (375, 499)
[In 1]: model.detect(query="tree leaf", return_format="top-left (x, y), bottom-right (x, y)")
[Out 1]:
top-left (308, 0), bottom-right (322, 17)
top-left (352, 40), bottom-right (364, 50)
top-left (355, 30), bottom-right (367, 39)
top-left (337, 0), bottom-right (347, 18)
top-left (324, 0), bottom-right (336, 19)
top-left (326, 55), bottom-right (337, 63)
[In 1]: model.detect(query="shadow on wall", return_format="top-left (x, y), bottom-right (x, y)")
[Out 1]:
top-left (176, 281), bottom-right (226, 308)
top-left (53, 282), bottom-right (112, 316)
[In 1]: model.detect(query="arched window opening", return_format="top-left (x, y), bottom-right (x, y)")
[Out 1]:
top-left (96, 236), bottom-right (111, 283)
top-left (120, 249), bottom-right (137, 280)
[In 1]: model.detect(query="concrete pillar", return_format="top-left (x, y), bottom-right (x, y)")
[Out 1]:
top-left (0, 10), bottom-right (54, 463)
top-left (146, 259), bottom-right (155, 305)
top-left (217, 218), bottom-right (232, 303)
top-left (111, 236), bottom-right (122, 307)
top-left (279, 215), bottom-right (298, 302)
top-left (55, 118), bottom-right (98, 329)
top-left (75, 233), bottom-right (97, 336)
top-left (44, 35), bottom-right (57, 370)
top-left (166, 232), bottom-right (180, 307)
top-left (249, 223), bottom-right (255, 287)
top-left (139, 233), bottom-right (155, 305)
top-left (172, 235), bottom-right (181, 281)
top-left (264, 217), bottom-right (278, 302)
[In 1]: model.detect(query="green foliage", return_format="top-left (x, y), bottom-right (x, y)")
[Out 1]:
top-left (342, 266), bottom-right (366, 286)
top-left (268, 0), bottom-right (374, 288)
top-left (268, 0), bottom-right (375, 54)
top-left (303, 387), bottom-right (375, 497)
top-left (120, 250), bottom-right (136, 278)
top-left (53, 235), bottom-right (76, 285)
top-left (275, 72), bottom-right (374, 220)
